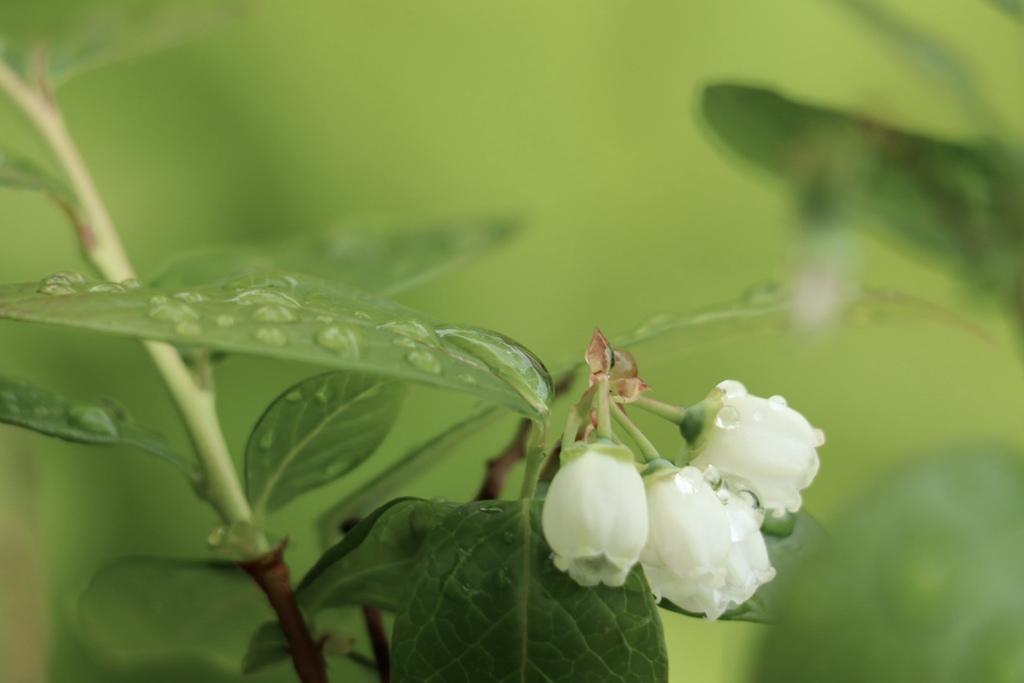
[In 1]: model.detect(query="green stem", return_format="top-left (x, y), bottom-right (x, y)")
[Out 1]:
top-left (517, 422), bottom-right (546, 499)
top-left (594, 377), bottom-right (612, 440)
top-left (0, 59), bottom-right (253, 529)
top-left (630, 395), bottom-right (686, 425)
top-left (610, 407), bottom-right (659, 463)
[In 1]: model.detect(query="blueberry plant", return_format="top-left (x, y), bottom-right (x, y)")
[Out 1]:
top-left (2, 2), bottom-right (1023, 683)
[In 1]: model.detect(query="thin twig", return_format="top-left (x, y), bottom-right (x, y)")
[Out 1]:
top-left (475, 418), bottom-right (533, 500)
top-left (362, 606), bottom-right (391, 683)
top-left (238, 544), bottom-right (328, 683)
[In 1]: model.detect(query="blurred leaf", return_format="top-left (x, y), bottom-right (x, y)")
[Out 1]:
top-left (702, 83), bottom-right (1022, 295)
top-left (316, 403), bottom-right (506, 546)
top-left (1, 2), bottom-right (246, 87)
top-left (391, 500), bottom-right (669, 683)
top-left (78, 558), bottom-right (269, 671)
top-left (299, 498), bottom-right (453, 614)
top-left (753, 446), bottom-right (1024, 683)
top-left (832, 0), bottom-right (1000, 130)
top-left (0, 149), bottom-right (77, 207)
top-left (150, 217), bottom-right (519, 296)
top-left (984, 0), bottom-right (1023, 20)
top-left (243, 610), bottom-right (363, 675)
top-left (246, 372), bottom-right (409, 515)
top-left (241, 621), bottom-right (286, 674)
top-left (659, 510), bottom-right (827, 623)
top-left (0, 270), bottom-right (553, 417)
top-left (0, 375), bottom-right (194, 476)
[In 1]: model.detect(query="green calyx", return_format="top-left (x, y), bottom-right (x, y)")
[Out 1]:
top-left (678, 391), bottom-right (724, 456)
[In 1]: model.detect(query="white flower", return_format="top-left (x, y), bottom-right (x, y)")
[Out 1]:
top-left (641, 465), bottom-right (732, 618)
top-left (642, 465), bottom-right (776, 621)
top-left (541, 442), bottom-right (648, 587)
top-left (689, 380), bottom-right (822, 513)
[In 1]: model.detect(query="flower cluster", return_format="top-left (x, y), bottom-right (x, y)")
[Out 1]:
top-left (541, 379), bottom-right (823, 620)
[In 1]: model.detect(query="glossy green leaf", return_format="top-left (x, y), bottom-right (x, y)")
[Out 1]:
top-left (0, 270), bottom-right (552, 418)
top-left (316, 403), bottom-right (506, 546)
top-left (246, 372), bottom-right (409, 515)
top-left (0, 149), bottom-right (77, 207)
top-left (1, 2), bottom-right (245, 87)
top-left (753, 446), bottom-right (1024, 683)
top-left (659, 510), bottom-right (826, 623)
top-left (391, 499), bottom-right (668, 683)
top-left (0, 375), bottom-right (194, 476)
top-left (150, 217), bottom-right (519, 296)
top-left (299, 498), bottom-right (453, 614)
top-left (78, 558), bottom-right (269, 671)
top-left (702, 84), bottom-right (1021, 294)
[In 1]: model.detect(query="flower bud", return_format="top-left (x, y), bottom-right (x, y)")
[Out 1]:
top-left (541, 442), bottom-right (648, 587)
top-left (689, 380), bottom-right (822, 513)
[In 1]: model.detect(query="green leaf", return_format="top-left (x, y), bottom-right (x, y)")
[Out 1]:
top-left (0, 375), bottom-right (194, 476)
top-left (391, 499), bottom-right (668, 683)
top-left (984, 0), bottom-right (1023, 20)
top-left (243, 609), bottom-right (363, 674)
top-left (702, 83), bottom-right (1021, 294)
top-left (0, 270), bottom-right (553, 418)
top-left (1, 2), bottom-right (246, 87)
top-left (753, 446), bottom-right (1024, 683)
top-left (299, 498), bottom-right (453, 614)
top-left (316, 403), bottom-right (506, 546)
top-left (241, 621), bottom-right (288, 674)
top-left (246, 372), bottom-right (409, 515)
top-left (150, 217), bottom-right (519, 296)
top-left (78, 558), bottom-right (270, 671)
top-left (0, 149), bottom-right (78, 207)
top-left (658, 510), bottom-right (827, 623)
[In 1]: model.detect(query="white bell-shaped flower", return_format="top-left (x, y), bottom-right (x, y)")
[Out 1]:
top-left (541, 441), bottom-right (648, 587)
top-left (690, 380), bottom-right (822, 513)
top-left (715, 481), bottom-right (776, 614)
top-left (640, 465), bottom-right (732, 618)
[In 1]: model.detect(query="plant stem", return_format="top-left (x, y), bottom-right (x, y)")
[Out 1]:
top-left (239, 545), bottom-right (328, 683)
top-left (594, 377), bottom-right (612, 440)
top-left (610, 407), bottom-right (659, 463)
top-left (0, 58), bottom-right (253, 528)
top-left (361, 606), bottom-right (391, 683)
top-left (630, 395), bottom-right (687, 425)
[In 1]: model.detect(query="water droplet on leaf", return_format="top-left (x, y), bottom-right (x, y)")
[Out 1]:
top-left (252, 305), bottom-right (298, 323)
top-left (405, 350), bottom-right (442, 375)
top-left (88, 283), bottom-right (125, 294)
top-left (315, 326), bottom-right (362, 358)
top-left (149, 301), bottom-right (199, 323)
top-left (68, 405), bottom-right (119, 438)
top-left (254, 327), bottom-right (288, 346)
top-left (37, 283), bottom-right (75, 296)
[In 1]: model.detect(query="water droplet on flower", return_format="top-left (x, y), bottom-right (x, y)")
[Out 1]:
top-left (716, 405), bottom-right (741, 429)
top-left (215, 314), bottom-right (237, 328)
top-left (37, 283), bottom-right (75, 296)
top-left (120, 278), bottom-right (142, 289)
top-left (315, 326), bottom-right (362, 358)
top-left (68, 405), bottom-right (119, 438)
top-left (175, 320), bottom-right (201, 336)
top-left (717, 379), bottom-right (747, 399)
top-left (253, 327), bottom-right (288, 346)
top-left (173, 291), bottom-right (204, 303)
top-left (702, 465), bottom-right (723, 489)
top-left (148, 301), bottom-right (199, 323)
top-left (88, 283), bottom-right (125, 294)
top-left (768, 395), bottom-right (787, 410)
top-left (813, 428), bottom-right (827, 447)
top-left (752, 409), bottom-right (765, 422)
top-left (406, 350), bottom-right (442, 375)
top-left (252, 304), bottom-right (298, 323)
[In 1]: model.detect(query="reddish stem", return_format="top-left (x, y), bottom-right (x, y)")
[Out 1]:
top-left (239, 543), bottom-right (327, 683)
top-left (362, 605), bottom-right (392, 683)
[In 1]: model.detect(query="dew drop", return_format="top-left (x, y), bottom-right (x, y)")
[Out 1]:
top-left (717, 379), bottom-right (747, 399)
top-left (478, 506), bottom-right (503, 514)
top-left (813, 428), bottom-right (827, 447)
top-left (88, 283), bottom-right (125, 294)
top-left (175, 320), bottom-right (202, 336)
top-left (37, 283), bottom-right (75, 296)
top-left (149, 295), bottom-right (169, 305)
top-left (231, 288), bottom-right (301, 307)
top-left (702, 465), bottom-right (722, 489)
top-left (285, 390), bottom-right (303, 402)
top-left (42, 270), bottom-right (87, 286)
top-left (768, 395), bottom-right (787, 410)
top-left (174, 291), bottom-right (205, 303)
top-left (215, 314), bottom-right (237, 328)
top-left (379, 320), bottom-right (440, 346)
top-left (148, 301), bottom-right (199, 323)
top-left (120, 278), bottom-right (142, 290)
top-left (68, 405), bottom-right (119, 438)
top-left (254, 327), bottom-right (288, 346)
top-left (405, 350), bottom-right (442, 375)
top-left (252, 305), bottom-right (298, 323)
top-left (315, 326), bottom-right (362, 358)
top-left (715, 405), bottom-right (741, 429)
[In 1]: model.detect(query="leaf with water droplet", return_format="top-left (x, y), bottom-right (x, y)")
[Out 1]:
top-left (150, 216), bottom-right (519, 295)
top-left (77, 557), bottom-right (270, 672)
top-left (246, 372), bottom-right (409, 515)
top-left (298, 498), bottom-right (453, 614)
top-left (0, 375), bottom-right (194, 477)
top-left (0, 270), bottom-right (550, 417)
top-left (392, 499), bottom-right (668, 682)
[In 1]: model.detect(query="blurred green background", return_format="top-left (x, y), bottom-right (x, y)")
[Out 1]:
top-left (1, 0), bottom-right (1023, 681)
